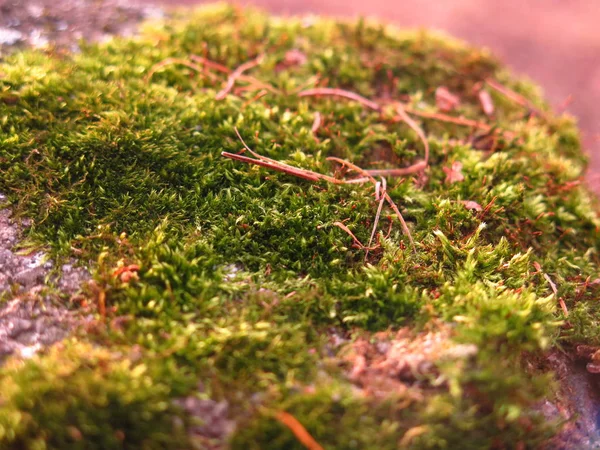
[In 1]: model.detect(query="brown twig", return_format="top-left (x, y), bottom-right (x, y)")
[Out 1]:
top-left (365, 161), bottom-right (427, 177)
top-left (231, 128), bottom-right (345, 184)
top-left (191, 54), bottom-right (279, 94)
top-left (98, 289), bottom-right (106, 319)
top-left (298, 87), bottom-right (381, 111)
top-left (275, 411), bottom-right (324, 450)
top-left (216, 55), bottom-right (264, 100)
top-left (227, 128), bottom-right (415, 253)
top-left (478, 90), bottom-right (495, 117)
top-left (222, 151), bottom-right (322, 182)
top-left (396, 104), bottom-right (429, 169)
top-left (543, 273), bottom-right (569, 317)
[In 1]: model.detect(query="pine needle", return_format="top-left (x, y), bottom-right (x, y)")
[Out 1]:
top-left (365, 176), bottom-right (387, 260)
top-left (146, 57), bottom-right (218, 82)
top-left (275, 411), bottom-right (325, 450)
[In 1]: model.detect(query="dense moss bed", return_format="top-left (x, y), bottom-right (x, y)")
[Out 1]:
top-left (1, 4), bottom-right (600, 448)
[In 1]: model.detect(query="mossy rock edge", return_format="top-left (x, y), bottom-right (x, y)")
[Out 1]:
top-left (1, 3), bottom-right (599, 449)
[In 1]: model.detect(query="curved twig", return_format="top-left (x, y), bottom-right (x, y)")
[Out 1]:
top-left (298, 87), bottom-right (381, 111)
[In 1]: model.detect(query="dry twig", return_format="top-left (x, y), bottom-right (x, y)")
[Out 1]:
top-left (228, 128), bottom-right (344, 184)
top-left (402, 106), bottom-right (492, 132)
top-left (543, 272), bottom-right (569, 317)
top-left (298, 87), bottom-right (381, 111)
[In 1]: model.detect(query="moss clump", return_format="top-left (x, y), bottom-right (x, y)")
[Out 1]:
top-left (0, 341), bottom-right (191, 449)
top-left (1, 3), bottom-right (599, 448)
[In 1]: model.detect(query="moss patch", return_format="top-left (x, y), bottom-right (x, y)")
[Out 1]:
top-left (1, 3), bottom-right (599, 448)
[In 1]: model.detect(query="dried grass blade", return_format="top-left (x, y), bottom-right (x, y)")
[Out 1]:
top-left (189, 54), bottom-right (231, 73)
top-left (365, 161), bottom-right (427, 177)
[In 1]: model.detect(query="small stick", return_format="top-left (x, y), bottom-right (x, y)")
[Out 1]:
top-left (146, 57), bottom-right (218, 82)
top-left (275, 411), bottom-right (324, 450)
top-left (232, 128), bottom-right (344, 184)
top-left (222, 151), bottom-right (321, 182)
top-left (216, 55), bottom-right (264, 100)
top-left (298, 87), bottom-right (381, 111)
top-left (191, 55), bottom-right (279, 94)
top-left (478, 90), bottom-right (495, 117)
top-left (543, 273), bottom-right (569, 317)
top-left (98, 289), bottom-right (106, 319)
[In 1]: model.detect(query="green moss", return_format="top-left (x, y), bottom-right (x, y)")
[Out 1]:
top-left (0, 341), bottom-right (191, 449)
top-left (1, 3), bottom-right (599, 448)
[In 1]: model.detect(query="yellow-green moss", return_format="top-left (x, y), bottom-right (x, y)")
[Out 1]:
top-left (1, 3), bottom-right (599, 448)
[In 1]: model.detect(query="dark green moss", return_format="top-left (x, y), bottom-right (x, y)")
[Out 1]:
top-left (1, 3), bottom-right (599, 448)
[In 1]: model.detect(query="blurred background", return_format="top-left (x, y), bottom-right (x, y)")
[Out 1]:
top-left (2, 0), bottom-right (599, 180)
